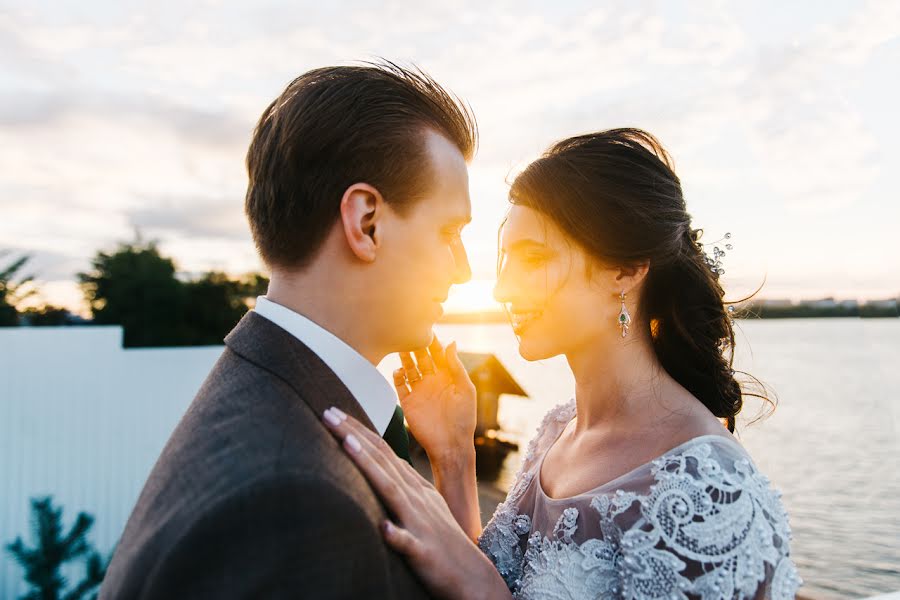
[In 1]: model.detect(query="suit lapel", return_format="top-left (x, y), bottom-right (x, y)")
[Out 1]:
top-left (224, 311), bottom-right (377, 432)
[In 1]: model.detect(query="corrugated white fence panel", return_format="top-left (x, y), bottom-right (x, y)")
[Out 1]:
top-left (0, 326), bottom-right (223, 599)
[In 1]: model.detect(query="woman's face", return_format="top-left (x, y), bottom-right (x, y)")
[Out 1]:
top-left (493, 204), bottom-right (622, 361)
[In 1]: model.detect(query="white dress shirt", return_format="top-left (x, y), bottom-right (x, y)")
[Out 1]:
top-left (253, 296), bottom-right (397, 435)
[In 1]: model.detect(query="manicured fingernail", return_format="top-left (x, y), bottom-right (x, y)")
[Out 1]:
top-left (331, 406), bottom-right (348, 421)
top-left (345, 434), bottom-right (362, 453)
top-left (323, 408), bottom-right (341, 427)
top-left (383, 520), bottom-right (395, 535)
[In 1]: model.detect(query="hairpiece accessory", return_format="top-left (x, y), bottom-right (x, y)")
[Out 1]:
top-left (698, 231), bottom-right (732, 279)
top-left (692, 229), bottom-right (738, 327)
top-left (617, 291), bottom-right (631, 338)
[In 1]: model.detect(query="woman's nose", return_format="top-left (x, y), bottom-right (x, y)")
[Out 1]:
top-left (493, 270), bottom-right (510, 303)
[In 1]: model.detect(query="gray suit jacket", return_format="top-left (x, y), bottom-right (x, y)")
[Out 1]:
top-left (100, 311), bottom-right (430, 599)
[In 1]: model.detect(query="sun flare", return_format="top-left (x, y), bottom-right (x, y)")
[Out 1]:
top-left (443, 279), bottom-right (502, 314)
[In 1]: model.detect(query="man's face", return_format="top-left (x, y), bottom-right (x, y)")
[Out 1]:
top-left (368, 130), bottom-right (472, 352)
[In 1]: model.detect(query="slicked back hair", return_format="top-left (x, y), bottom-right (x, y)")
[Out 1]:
top-left (245, 62), bottom-right (477, 269)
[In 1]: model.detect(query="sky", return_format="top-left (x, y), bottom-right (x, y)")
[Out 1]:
top-left (1, 0), bottom-right (898, 314)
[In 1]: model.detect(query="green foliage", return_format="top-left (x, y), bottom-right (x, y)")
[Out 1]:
top-left (78, 241), bottom-right (184, 346)
top-left (5, 496), bottom-right (107, 600)
top-left (0, 252), bottom-right (36, 326)
top-left (20, 306), bottom-right (75, 326)
top-left (180, 271), bottom-right (248, 346)
top-left (78, 240), bottom-right (268, 347)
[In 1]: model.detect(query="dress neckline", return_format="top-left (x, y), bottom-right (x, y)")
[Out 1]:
top-left (535, 409), bottom-right (742, 503)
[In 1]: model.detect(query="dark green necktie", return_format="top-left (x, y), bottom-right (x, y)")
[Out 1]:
top-left (382, 404), bottom-right (412, 465)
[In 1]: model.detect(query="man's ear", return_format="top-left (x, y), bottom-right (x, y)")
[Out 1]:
top-left (614, 261), bottom-right (651, 295)
top-left (339, 183), bottom-right (385, 263)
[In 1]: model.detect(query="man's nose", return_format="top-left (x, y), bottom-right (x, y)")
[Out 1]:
top-left (452, 243), bottom-right (471, 285)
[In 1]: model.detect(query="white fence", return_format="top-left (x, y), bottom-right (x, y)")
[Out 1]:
top-left (0, 326), bottom-right (223, 599)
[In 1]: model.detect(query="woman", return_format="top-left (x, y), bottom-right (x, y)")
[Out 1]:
top-left (322, 129), bottom-right (801, 599)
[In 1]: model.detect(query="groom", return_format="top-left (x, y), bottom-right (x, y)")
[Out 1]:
top-left (100, 63), bottom-right (476, 598)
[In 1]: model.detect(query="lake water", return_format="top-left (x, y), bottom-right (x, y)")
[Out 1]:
top-left (421, 319), bottom-right (900, 600)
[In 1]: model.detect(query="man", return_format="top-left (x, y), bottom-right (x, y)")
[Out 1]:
top-left (100, 62), bottom-right (476, 598)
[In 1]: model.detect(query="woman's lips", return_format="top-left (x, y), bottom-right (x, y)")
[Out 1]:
top-left (510, 310), bottom-right (543, 334)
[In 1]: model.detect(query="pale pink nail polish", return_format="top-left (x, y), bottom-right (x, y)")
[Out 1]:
top-left (345, 434), bottom-right (362, 453)
top-left (323, 409), bottom-right (342, 427)
top-left (331, 406), bottom-right (348, 421)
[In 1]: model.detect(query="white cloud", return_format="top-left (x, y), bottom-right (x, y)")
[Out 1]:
top-left (1, 0), bottom-right (898, 312)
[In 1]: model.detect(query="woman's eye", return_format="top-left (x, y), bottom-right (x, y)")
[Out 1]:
top-left (515, 255), bottom-right (547, 271)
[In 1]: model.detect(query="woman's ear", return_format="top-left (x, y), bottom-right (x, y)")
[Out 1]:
top-left (614, 261), bottom-right (650, 295)
top-left (339, 183), bottom-right (384, 263)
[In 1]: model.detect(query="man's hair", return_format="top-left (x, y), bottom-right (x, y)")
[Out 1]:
top-left (245, 61), bottom-right (478, 269)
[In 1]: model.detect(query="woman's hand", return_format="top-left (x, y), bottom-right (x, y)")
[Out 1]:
top-left (322, 408), bottom-right (512, 600)
top-left (393, 336), bottom-right (477, 464)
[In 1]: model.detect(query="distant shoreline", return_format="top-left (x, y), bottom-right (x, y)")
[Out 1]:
top-left (440, 309), bottom-right (900, 325)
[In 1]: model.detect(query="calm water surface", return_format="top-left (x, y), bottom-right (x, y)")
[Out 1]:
top-left (417, 319), bottom-right (900, 600)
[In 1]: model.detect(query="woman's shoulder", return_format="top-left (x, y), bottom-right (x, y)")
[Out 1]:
top-left (537, 399), bottom-right (577, 434)
top-left (494, 400), bottom-right (575, 507)
top-left (589, 434), bottom-right (801, 599)
top-left (643, 434), bottom-right (788, 513)
top-left (521, 399), bottom-right (576, 464)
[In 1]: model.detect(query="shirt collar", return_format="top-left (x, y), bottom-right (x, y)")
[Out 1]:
top-left (252, 296), bottom-right (396, 435)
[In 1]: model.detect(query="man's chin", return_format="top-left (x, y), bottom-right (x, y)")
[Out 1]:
top-left (392, 326), bottom-right (436, 353)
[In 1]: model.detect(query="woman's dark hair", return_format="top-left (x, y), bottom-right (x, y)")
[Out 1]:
top-left (509, 128), bottom-right (769, 432)
top-left (245, 61), bottom-right (477, 269)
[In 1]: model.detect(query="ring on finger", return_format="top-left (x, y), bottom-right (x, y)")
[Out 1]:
top-left (406, 370), bottom-right (423, 383)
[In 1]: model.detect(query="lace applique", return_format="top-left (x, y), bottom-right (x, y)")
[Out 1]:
top-left (588, 441), bottom-right (800, 600)
top-left (519, 507), bottom-right (622, 598)
top-left (554, 507), bottom-right (579, 543)
top-left (478, 503), bottom-right (532, 589)
top-left (478, 401), bottom-right (575, 590)
top-left (482, 420), bottom-right (802, 600)
top-left (478, 472), bottom-right (536, 588)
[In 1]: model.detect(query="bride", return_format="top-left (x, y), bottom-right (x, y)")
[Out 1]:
top-left (321, 128), bottom-right (802, 599)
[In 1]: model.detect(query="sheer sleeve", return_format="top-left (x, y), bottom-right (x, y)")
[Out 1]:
top-left (514, 399), bottom-right (576, 481)
top-left (478, 400), bottom-right (575, 590)
top-left (594, 440), bottom-right (802, 600)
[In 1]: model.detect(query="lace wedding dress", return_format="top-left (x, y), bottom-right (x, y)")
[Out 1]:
top-left (478, 401), bottom-right (802, 599)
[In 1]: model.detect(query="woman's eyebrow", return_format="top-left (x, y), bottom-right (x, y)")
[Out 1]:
top-left (502, 239), bottom-right (549, 252)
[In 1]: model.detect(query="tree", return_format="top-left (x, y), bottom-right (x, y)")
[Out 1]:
top-left (181, 272), bottom-right (252, 345)
top-left (5, 496), bottom-right (108, 600)
top-left (179, 271), bottom-right (269, 345)
top-left (79, 240), bottom-right (268, 347)
top-left (0, 252), bottom-right (36, 326)
top-left (78, 241), bottom-right (186, 347)
top-left (20, 305), bottom-right (76, 326)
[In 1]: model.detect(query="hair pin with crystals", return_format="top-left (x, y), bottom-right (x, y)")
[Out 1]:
top-left (700, 232), bottom-right (732, 279)
top-left (694, 230), bottom-right (738, 328)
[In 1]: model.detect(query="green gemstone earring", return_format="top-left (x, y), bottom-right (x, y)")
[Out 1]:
top-left (617, 291), bottom-right (631, 338)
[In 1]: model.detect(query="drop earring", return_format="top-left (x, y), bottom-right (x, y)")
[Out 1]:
top-left (617, 291), bottom-right (631, 338)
